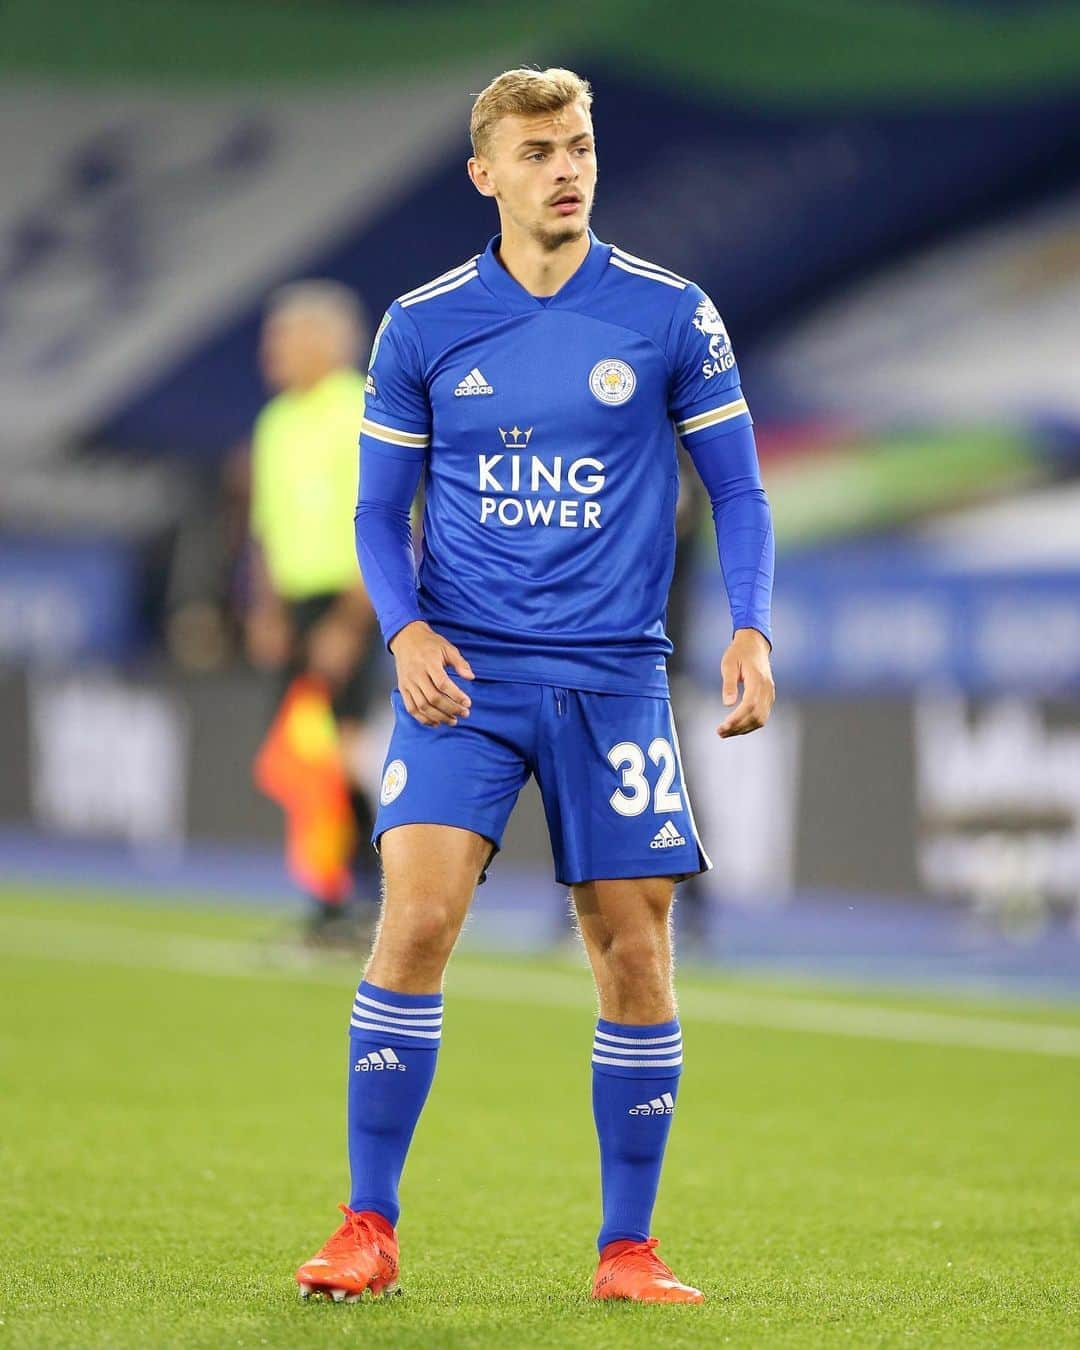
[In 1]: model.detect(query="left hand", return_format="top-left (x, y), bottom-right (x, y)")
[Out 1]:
top-left (717, 628), bottom-right (775, 738)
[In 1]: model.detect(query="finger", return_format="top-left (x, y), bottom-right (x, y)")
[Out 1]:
top-left (721, 656), bottom-right (740, 707)
top-left (416, 675), bottom-right (462, 724)
top-left (432, 672), bottom-right (471, 712)
top-left (401, 687), bottom-right (435, 727)
top-left (444, 644), bottom-right (475, 680)
top-left (419, 673), bottom-right (465, 717)
top-left (717, 702), bottom-right (766, 738)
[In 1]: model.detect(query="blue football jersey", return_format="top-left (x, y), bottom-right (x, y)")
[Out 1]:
top-left (359, 230), bottom-right (753, 696)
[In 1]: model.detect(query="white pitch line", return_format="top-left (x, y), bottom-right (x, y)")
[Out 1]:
top-left (3, 915), bottom-right (1080, 1059)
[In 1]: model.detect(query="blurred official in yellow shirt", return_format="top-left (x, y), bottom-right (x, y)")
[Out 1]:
top-left (247, 282), bottom-right (379, 936)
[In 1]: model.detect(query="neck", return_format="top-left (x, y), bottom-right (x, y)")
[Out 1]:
top-left (495, 217), bottom-right (591, 297)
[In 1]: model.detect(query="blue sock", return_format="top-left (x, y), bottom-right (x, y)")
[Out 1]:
top-left (591, 1016), bottom-right (683, 1250)
top-left (346, 979), bottom-right (442, 1227)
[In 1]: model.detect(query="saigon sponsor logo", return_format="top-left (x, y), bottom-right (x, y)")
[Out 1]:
top-left (477, 426), bottom-right (605, 530)
top-left (693, 297), bottom-right (735, 379)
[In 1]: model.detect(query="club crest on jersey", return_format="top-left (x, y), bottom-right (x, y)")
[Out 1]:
top-left (692, 297), bottom-right (735, 379)
top-left (380, 759), bottom-right (407, 805)
top-left (589, 358), bottom-right (636, 405)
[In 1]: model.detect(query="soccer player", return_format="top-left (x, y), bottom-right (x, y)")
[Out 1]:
top-left (295, 68), bottom-right (775, 1304)
top-left (247, 282), bottom-right (380, 938)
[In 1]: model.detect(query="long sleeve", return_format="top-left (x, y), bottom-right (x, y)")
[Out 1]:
top-left (684, 421), bottom-right (774, 646)
top-left (666, 284), bottom-right (773, 645)
top-left (354, 441), bottom-right (425, 648)
top-left (354, 302), bottom-right (432, 648)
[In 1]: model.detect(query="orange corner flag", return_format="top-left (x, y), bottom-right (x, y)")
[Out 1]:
top-left (254, 675), bottom-right (356, 903)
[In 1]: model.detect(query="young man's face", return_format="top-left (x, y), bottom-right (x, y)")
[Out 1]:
top-left (470, 101), bottom-right (597, 251)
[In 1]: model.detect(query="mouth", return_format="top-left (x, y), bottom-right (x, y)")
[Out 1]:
top-left (550, 193), bottom-right (582, 215)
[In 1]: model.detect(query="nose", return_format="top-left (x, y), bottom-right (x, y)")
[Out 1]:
top-left (552, 149), bottom-right (579, 182)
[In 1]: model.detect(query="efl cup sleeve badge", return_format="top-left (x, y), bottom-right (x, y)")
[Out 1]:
top-left (692, 297), bottom-right (735, 378)
top-left (380, 759), bottom-right (407, 805)
top-left (368, 311), bottom-right (391, 369)
top-left (589, 358), bottom-right (636, 405)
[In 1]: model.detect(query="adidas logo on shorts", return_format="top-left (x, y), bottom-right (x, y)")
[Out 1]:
top-left (454, 367), bottom-right (494, 396)
top-left (650, 820), bottom-right (686, 849)
top-left (629, 1092), bottom-right (675, 1116)
top-left (353, 1048), bottom-right (406, 1072)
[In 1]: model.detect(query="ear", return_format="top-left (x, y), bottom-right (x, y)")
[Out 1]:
top-left (467, 155), bottom-right (497, 199)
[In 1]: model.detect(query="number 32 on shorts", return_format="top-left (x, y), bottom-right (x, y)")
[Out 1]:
top-left (606, 739), bottom-right (683, 817)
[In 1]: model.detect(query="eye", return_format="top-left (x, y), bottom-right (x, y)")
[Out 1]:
top-left (528, 152), bottom-right (546, 162)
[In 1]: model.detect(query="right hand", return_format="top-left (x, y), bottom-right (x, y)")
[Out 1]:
top-left (390, 621), bottom-right (475, 727)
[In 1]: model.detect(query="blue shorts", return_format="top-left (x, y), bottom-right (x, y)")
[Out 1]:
top-left (373, 678), bottom-right (711, 887)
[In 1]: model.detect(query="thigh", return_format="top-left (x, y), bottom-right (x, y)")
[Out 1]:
top-left (536, 689), bottom-right (711, 886)
top-left (374, 679), bottom-right (537, 881)
top-left (367, 823), bottom-right (491, 991)
top-left (572, 875), bottom-right (676, 945)
top-left (572, 875), bottom-right (677, 1022)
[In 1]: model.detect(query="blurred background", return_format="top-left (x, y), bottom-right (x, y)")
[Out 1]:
top-left (2, 0), bottom-right (1079, 995)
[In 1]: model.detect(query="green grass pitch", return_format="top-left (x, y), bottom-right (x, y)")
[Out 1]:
top-left (2, 886), bottom-right (1079, 1348)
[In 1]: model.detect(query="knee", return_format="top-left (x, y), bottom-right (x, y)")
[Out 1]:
top-left (600, 927), bottom-right (668, 989)
top-left (377, 899), bottom-right (459, 967)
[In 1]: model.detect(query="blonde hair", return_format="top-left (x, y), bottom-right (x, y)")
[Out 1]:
top-left (470, 67), bottom-right (593, 157)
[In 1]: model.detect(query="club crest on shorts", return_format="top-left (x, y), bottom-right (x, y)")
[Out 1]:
top-left (589, 358), bottom-right (636, 405)
top-left (380, 759), bottom-right (407, 805)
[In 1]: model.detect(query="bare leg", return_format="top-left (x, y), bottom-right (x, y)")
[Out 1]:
top-left (572, 876), bottom-right (677, 1023)
top-left (365, 823), bottom-right (491, 992)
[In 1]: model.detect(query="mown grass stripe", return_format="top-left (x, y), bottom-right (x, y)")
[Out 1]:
top-left (4, 914), bottom-right (1079, 1059)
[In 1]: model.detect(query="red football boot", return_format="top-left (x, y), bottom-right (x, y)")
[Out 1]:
top-left (296, 1204), bottom-right (400, 1302)
top-left (591, 1236), bottom-right (704, 1303)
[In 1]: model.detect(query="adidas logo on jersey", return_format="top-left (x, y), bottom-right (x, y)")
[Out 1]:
top-left (454, 368), bottom-right (493, 396)
top-left (630, 1092), bottom-right (675, 1116)
top-left (353, 1048), bottom-right (406, 1072)
top-left (650, 820), bottom-right (686, 849)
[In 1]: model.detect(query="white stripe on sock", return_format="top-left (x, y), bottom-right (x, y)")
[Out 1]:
top-left (590, 1040), bottom-right (682, 1058)
top-left (352, 1004), bottom-right (442, 1029)
top-left (355, 992), bottom-right (443, 1016)
top-left (592, 1054), bottom-right (683, 1069)
top-left (593, 1029), bottom-right (681, 1046)
top-left (350, 1018), bottom-right (442, 1039)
